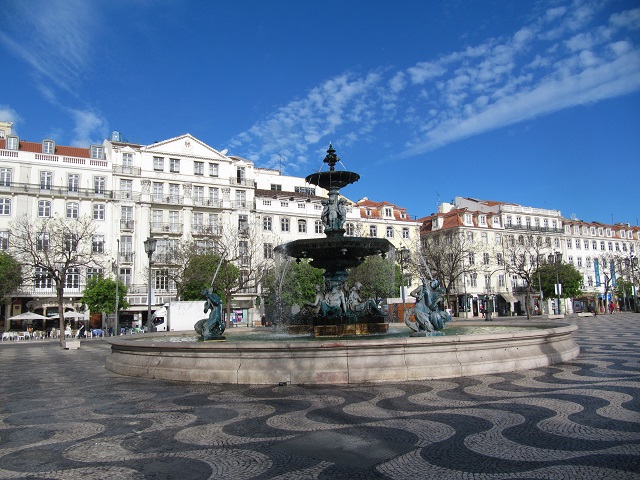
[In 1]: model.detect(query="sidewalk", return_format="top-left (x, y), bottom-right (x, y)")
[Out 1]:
top-left (0, 314), bottom-right (639, 478)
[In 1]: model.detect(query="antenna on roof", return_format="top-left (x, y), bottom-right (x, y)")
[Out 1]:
top-left (276, 153), bottom-right (285, 174)
top-left (436, 191), bottom-right (441, 206)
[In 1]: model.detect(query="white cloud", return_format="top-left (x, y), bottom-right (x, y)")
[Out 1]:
top-left (231, 0), bottom-right (640, 169)
top-left (68, 109), bottom-right (109, 147)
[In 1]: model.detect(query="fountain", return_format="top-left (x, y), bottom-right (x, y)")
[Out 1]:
top-left (105, 145), bottom-right (580, 385)
top-left (274, 144), bottom-right (392, 336)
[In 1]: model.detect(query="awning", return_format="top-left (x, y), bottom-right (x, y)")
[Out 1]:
top-left (500, 293), bottom-right (518, 303)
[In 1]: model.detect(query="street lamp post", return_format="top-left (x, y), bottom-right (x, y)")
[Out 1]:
top-left (398, 248), bottom-right (410, 323)
top-left (143, 236), bottom-right (157, 332)
top-left (554, 251), bottom-right (563, 315)
top-left (112, 239), bottom-right (120, 336)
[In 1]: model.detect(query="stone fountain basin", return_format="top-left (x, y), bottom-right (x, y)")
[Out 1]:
top-left (105, 321), bottom-right (579, 385)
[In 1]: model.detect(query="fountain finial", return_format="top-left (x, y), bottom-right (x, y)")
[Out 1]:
top-left (323, 143), bottom-right (339, 172)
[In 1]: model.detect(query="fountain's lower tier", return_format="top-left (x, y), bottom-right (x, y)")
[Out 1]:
top-left (274, 236), bottom-right (392, 271)
top-left (106, 321), bottom-right (579, 385)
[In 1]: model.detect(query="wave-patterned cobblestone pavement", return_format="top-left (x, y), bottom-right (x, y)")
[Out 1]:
top-left (1, 314), bottom-right (639, 479)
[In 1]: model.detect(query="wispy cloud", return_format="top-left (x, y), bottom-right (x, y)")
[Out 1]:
top-left (231, 1), bottom-right (640, 168)
top-left (0, 0), bottom-right (107, 145)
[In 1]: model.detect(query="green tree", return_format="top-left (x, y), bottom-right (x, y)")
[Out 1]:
top-left (264, 259), bottom-right (323, 307)
top-left (349, 255), bottom-right (398, 302)
top-left (0, 251), bottom-right (23, 300)
top-left (81, 276), bottom-right (129, 316)
top-left (536, 262), bottom-right (583, 300)
top-left (180, 253), bottom-right (226, 301)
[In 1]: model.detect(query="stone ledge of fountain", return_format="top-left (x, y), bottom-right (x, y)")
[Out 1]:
top-left (105, 321), bottom-right (579, 385)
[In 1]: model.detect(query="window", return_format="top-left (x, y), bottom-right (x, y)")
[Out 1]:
top-left (384, 207), bottom-right (392, 217)
top-left (42, 140), bottom-right (55, 154)
top-left (587, 276), bottom-right (593, 287)
top-left (402, 227), bottom-right (410, 239)
top-left (35, 267), bottom-right (52, 288)
top-left (87, 267), bottom-right (103, 280)
top-left (577, 257), bottom-right (583, 267)
top-left (496, 253), bottom-right (504, 265)
top-left (297, 203), bottom-right (305, 209)
top-left (470, 273), bottom-right (477, 288)
top-left (516, 216), bottom-right (522, 226)
top-left (468, 252), bottom-right (475, 265)
top-left (153, 157), bottom-right (164, 171)
top-left (40, 171), bottom-right (53, 190)
top-left (271, 184), bottom-right (282, 191)
top-left (479, 215), bottom-right (486, 225)
top-left (0, 168), bottom-right (12, 187)
top-left (464, 213), bottom-right (473, 224)
top-left (484, 275), bottom-right (491, 288)
top-left (235, 190), bottom-right (246, 208)
top-left (90, 145), bottom-right (104, 159)
top-left (386, 226), bottom-right (394, 238)
top-left (281, 217), bottom-right (290, 232)
top-left (576, 239), bottom-right (581, 249)
top-left (608, 242), bottom-right (613, 251)
top-left (567, 238), bottom-right (572, 249)
top-left (152, 182), bottom-right (163, 201)
top-left (263, 216), bottom-right (272, 231)
top-left (170, 158), bottom-right (180, 173)
top-left (369, 225), bottom-right (377, 237)
top-left (154, 269), bottom-right (169, 290)
top-left (498, 274), bottom-right (505, 287)
top-left (281, 201), bottom-right (289, 208)
top-left (592, 240), bottom-right (597, 250)
top-left (263, 243), bottom-right (274, 259)
top-left (295, 186), bottom-right (315, 195)
top-left (120, 179), bottom-right (133, 198)
top-left (120, 267), bottom-right (132, 286)
top-left (122, 152), bottom-right (133, 168)
top-left (169, 183), bottom-right (180, 202)
top-left (193, 186), bottom-right (204, 202)
top-left (194, 161), bottom-right (204, 175)
top-left (586, 257), bottom-right (592, 268)
top-left (298, 219), bottom-right (307, 233)
top-left (0, 198), bottom-right (10, 215)
top-left (38, 200), bottom-right (51, 217)
top-left (169, 211), bottom-right (180, 231)
top-left (467, 231), bottom-right (473, 242)
top-left (493, 216), bottom-right (501, 226)
top-left (92, 235), bottom-right (104, 253)
top-left (64, 234), bottom-right (79, 252)
top-left (36, 233), bottom-right (49, 251)
top-left (208, 187), bottom-right (219, 205)
top-left (93, 204), bottom-right (105, 220)
top-left (68, 174), bottom-right (79, 193)
top-left (481, 232), bottom-right (488, 244)
top-left (209, 163), bottom-right (218, 177)
top-left (495, 233), bottom-right (502, 244)
top-left (345, 223), bottom-right (354, 236)
top-left (238, 214), bottom-right (248, 233)
top-left (600, 241), bottom-right (605, 251)
top-left (66, 202), bottom-right (79, 219)
top-left (94, 176), bottom-right (105, 194)
top-left (0, 231), bottom-right (8, 250)
top-left (315, 220), bottom-right (323, 234)
top-left (237, 167), bottom-right (245, 184)
top-left (506, 216), bottom-right (512, 227)
top-left (6, 136), bottom-right (19, 150)
top-left (262, 200), bottom-right (271, 206)
top-left (483, 253), bottom-right (490, 265)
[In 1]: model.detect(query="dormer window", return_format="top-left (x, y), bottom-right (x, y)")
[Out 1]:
top-left (464, 213), bottom-right (473, 224)
top-left (90, 145), bottom-right (104, 159)
top-left (42, 140), bottom-right (55, 154)
top-left (384, 207), bottom-right (392, 217)
top-left (400, 212), bottom-right (406, 219)
top-left (366, 209), bottom-right (371, 216)
top-left (479, 215), bottom-right (486, 225)
top-left (6, 136), bottom-right (18, 150)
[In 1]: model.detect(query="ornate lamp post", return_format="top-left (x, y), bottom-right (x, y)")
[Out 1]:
top-left (112, 239), bottom-right (120, 335)
top-left (143, 236), bottom-right (157, 331)
top-left (554, 251), bottom-right (563, 315)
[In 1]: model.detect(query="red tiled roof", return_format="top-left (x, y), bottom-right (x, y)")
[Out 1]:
top-left (0, 139), bottom-right (90, 158)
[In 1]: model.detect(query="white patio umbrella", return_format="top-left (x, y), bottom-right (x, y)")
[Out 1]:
top-left (48, 312), bottom-right (88, 320)
top-left (8, 312), bottom-right (49, 321)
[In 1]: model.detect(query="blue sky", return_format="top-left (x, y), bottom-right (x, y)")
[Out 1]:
top-left (1, 0), bottom-right (639, 225)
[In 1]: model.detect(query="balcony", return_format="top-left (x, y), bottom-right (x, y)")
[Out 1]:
top-left (229, 176), bottom-right (254, 187)
top-left (114, 191), bottom-right (140, 202)
top-left (112, 165), bottom-right (141, 176)
top-left (151, 195), bottom-right (184, 205)
top-left (0, 182), bottom-right (113, 199)
top-left (15, 284), bottom-right (85, 297)
top-left (191, 224), bottom-right (223, 236)
top-left (120, 219), bottom-right (135, 231)
top-left (151, 222), bottom-right (183, 235)
top-left (504, 224), bottom-right (563, 234)
top-left (119, 252), bottom-right (134, 263)
top-left (193, 198), bottom-right (223, 208)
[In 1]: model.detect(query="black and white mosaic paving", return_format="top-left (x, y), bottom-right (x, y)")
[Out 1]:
top-left (1, 314), bottom-right (639, 479)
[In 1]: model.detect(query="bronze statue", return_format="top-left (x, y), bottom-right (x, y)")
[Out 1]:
top-left (194, 289), bottom-right (225, 340)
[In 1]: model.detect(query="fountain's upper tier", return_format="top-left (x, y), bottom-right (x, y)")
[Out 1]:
top-left (306, 143), bottom-right (360, 191)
